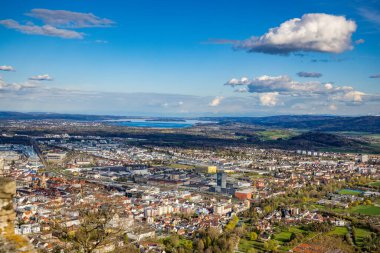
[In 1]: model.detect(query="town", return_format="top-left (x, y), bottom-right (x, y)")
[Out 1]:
top-left (0, 128), bottom-right (379, 253)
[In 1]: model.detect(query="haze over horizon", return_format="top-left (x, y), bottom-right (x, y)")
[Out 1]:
top-left (1, 0), bottom-right (380, 116)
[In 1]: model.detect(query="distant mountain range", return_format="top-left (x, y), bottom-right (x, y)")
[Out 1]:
top-left (0, 111), bottom-right (379, 133)
top-left (0, 111), bottom-right (123, 121)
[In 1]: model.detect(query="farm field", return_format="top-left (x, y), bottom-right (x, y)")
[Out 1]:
top-left (338, 189), bottom-right (362, 195)
top-left (369, 181), bottom-right (380, 187)
top-left (351, 205), bottom-right (380, 216)
top-left (328, 227), bottom-right (348, 236)
top-left (255, 130), bottom-right (299, 141)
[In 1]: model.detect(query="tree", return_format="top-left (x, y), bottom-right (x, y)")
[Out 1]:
top-left (112, 243), bottom-right (139, 253)
top-left (170, 235), bottom-right (180, 248)
top-left (290, 232), bottom-right (296, 241)
top-left (248, 232), bottom-right (258, 241)
top-left (264, 205), bottom-right (272, 214)
top-left (197, 239), bottom-right (205, 252)
top-left (264, 240), bottom-right (279, 252)
top-left (225, 215), bottom-right (239, 232)
top-left (53, 205), bottom-right (124, 253)
top-left (182, 239), bottom-right (193, 251)
top-left (362, 233), bottom-right (380, 252)
top-left (207, 227), bottom-right (220, 240)
top-left (310, 235), bottom-right (355, 253)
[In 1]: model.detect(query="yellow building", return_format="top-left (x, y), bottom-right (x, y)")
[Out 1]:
top-left (207, 166), bottom-right (217, 174)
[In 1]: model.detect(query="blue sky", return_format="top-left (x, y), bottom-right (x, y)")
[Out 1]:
top-left (0, 0), bottom-right (379, 116)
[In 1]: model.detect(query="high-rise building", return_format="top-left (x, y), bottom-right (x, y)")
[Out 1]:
top-left (217, 172), bottom-right (226, 188)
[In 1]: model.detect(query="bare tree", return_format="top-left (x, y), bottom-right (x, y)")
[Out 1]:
top-left (53, 205), bottom-right (125, 253)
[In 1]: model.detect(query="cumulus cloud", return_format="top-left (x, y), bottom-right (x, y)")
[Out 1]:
top-left (0, 65), bottom-right (15, 71)
top-left (0, 19), bottom-right (83, 39)
top-left (259, 92), bottom-right (278, 106)
top-left (225, 74), bottom-right (370, 106)
top-left (224, 77), bottom-right (250, 87)
top-left (234, 13), bottom-right (357, 54)
top-left (342, 91), bottom-right (365, 103)
top-left (29, 74), bottom-right (53, 81)
top-left (369, 74), bottom-right (380, 78)
top-left (324, 83), bottom-right (333, 90)
top-left (297, 71), bottom-right (322, 78)
top-left (209, 96), bottom-right (224, 107)
top-left (26, 9), bottom-right (115, 28)
top-left (226, 75), bottom-right (320, 93)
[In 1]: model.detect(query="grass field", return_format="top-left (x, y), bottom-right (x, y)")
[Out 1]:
top-left (274, 231), bottom-right (292, 243)
top-left (239, 226), bottom-right (316, 252)
top-left (328, 227), bottom-right (348, 236)
top-left (289, 227), bottom-right (306, 234)
top-left (238, 238), bottom-right (263, 252)
top-left (338, 189), bottom-right (362, 195)
top-left (351, 205), bottom-right (380, 216)
top-left (272, 226), bottom-right (313, 251)
top-left (369, 181), bottom-right (380, 187)
top-left (256, 130), bottom-right (298, 141)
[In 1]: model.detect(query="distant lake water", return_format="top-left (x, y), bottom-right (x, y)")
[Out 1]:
top-left (104, 119), bottom-right (212, 129)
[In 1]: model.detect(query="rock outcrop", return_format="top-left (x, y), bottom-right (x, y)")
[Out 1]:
top-left (0, 178), bottom-right (36, 253)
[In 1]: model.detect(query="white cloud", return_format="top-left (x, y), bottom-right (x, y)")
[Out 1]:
top-left (226, 75), bottom-right (360, 97)
top-left (0, 78), bottom-right (38, 92)
top-left (209, 96), bottom-right (224, 107)
top-left (324, 83), bottom-right (333, 90)
top-left (235, 13), bottom-right (357, 54)
top-left (0, 19), bottom-right (83, 39)
top-left (0, 65), bottom-right (15, 71)
top-left (225, 74), bottom-right (372, 106)
top-left (26, 9), bottom-right (115, 28)
top-left (224, 77), bottom-right (250, 87)
top-left (343, 91), bottom-right (365, 103)
top-left (226, 75), bottom-right (320, 93)
top-left (29, 74), bottom-right (53, 81)
top-left (259, 92), bottom-right (278, 106)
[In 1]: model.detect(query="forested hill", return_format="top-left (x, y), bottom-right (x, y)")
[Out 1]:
top-left (205, 115), bottom-right (380, 133)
